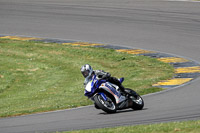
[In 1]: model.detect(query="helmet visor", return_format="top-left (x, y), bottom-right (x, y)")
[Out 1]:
top-left (82, 70), bottom-right (90, 78)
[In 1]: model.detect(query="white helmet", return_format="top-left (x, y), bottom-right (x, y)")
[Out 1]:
top-left (80, 64), bottom-right (93, 78)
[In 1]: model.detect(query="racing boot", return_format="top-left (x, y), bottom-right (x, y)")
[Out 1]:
top-left (119, 84), bottom-right (128, 96)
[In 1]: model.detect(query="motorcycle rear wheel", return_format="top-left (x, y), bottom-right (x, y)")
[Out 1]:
top-left (125, 88), bottom-right (144, 110)
top-left (94, 93), bottom-right (117, 113)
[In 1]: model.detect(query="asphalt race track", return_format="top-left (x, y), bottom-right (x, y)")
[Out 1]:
top-left (0, 0), bottom-right (200, 132)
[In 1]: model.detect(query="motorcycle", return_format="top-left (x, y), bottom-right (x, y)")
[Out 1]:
top-left (84, 75), bottom-right (144, 113)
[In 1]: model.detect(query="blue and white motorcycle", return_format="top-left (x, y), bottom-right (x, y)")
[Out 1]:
top-left (84, 75), bottom-right (144, 113)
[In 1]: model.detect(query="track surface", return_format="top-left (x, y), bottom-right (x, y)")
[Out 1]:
top-left (0, 0), bottom-right (200, 132)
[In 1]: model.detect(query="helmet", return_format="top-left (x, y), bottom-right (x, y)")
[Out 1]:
top-left (80, 64), bottom-right (93, 78)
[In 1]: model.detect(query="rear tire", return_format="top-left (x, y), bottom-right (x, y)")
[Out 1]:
top-left (94, 93), bottom-right (117, 113)
top-left (125, 88), bottom-right (144, 110)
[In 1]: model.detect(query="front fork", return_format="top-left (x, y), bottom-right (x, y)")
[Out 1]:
top-left (98, 92), bottom-right (107, 101)
top-left (91, 92), bottom-right (107, 101)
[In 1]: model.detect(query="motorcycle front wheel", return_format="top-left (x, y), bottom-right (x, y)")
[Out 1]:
top-left (94, 93), bottom-right (117, 113)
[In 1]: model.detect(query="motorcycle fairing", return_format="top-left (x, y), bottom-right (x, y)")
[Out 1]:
top-left (84, 75), bottom-right (125, 104)
top-left (84, 75), bottom-right (106, 97)
top-left (99, 82), bottom-right (125, 104)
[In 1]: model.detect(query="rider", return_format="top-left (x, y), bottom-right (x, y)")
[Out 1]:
top-left (80, 64), bottom-right (126, 95)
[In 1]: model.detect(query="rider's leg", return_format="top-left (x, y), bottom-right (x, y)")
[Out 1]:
top-left (107, 77), bottom-right (126, 93)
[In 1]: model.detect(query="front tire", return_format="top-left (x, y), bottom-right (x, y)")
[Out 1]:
top-left (94, 93), bottom-right (117, 113)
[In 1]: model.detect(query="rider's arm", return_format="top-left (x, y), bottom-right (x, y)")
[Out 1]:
top-left (94, 70), bottom-right (111, 80)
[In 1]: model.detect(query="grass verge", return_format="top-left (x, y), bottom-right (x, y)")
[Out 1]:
top-left (62, 120), bottom-right (200, 133)
top-left (0, 39), bottom-right (174, 117)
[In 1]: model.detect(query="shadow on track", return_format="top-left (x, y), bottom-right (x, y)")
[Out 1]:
top-left (98, 108), bottom-right (148, 115)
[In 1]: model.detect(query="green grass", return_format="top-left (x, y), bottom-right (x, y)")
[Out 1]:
top-left (62, 120), bottom-right (200, 133)
top-left (0, 39), bottom-right (174, 117)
